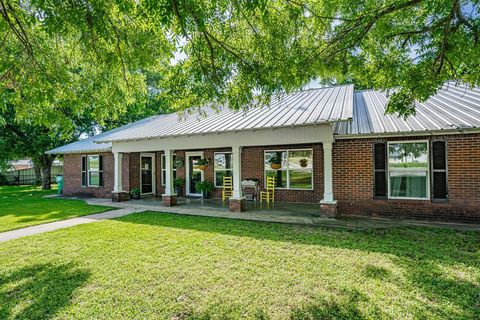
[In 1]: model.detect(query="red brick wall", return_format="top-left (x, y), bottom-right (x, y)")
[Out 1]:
top-left (63, 152), bottom-right (115, 198)
top-left (333, 134), bottom-right (480, 223)
top-left (128, 153), bottom-right (140, 191)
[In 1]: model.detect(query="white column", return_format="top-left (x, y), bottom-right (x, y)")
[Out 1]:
top-left (164, 149), bottom-right (175, 195)
top-left (231, 145), bottom-right (243, 198)
top-left (113, 152), bottom-right (123, 192)
top-left (321, 142), bottom-right (335, 203)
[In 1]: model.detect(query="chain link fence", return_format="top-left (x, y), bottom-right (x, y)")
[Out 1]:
top-left (0, 165), bottom-right (63, 185)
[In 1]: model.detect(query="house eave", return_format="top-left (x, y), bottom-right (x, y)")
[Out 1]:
top-left (334, 128), bottom-right (480, 140)
top-left (94, 119), bottom-right (352, 144)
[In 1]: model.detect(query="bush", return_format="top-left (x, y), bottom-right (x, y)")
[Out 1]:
top-left (0, 173), bottom-right (8, 186)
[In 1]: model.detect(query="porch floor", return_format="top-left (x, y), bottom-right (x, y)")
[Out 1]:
top-left (71, 196), bottom-right (480, 230)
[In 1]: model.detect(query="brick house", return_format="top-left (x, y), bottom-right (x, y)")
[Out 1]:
top-left (47, 82), bottom-right (480, 223)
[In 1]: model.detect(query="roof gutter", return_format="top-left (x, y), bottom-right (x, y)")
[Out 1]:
top-left (45, 147), bottom-right (112, 155)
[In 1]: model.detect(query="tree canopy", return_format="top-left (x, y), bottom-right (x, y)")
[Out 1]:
top-left (1, 0), bottom-right (479, 127)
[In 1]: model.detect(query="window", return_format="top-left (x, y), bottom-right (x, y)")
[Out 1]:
top-left (264, 149), bottom-right (313, 190)
top-left (87, 155), bottom-right (103, 187)
top-left (214, 152), bottom-right (233, 187)
top-left (388, 141), bottom-right (429, 199)
top-left (161, 154), bottom-right (177, 185)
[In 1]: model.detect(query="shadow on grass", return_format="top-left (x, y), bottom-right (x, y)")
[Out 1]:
top-left (0, 263), bottom-right (90, 320)
top-left (120, 212), bottom-right (480, 319)
top-left (176, 289), bottom-right (382, 319)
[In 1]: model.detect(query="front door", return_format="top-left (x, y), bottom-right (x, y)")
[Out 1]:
top-left (140, 154), bottom-right (155, 195)
top-left (186, 153), bottom-right (203, 196)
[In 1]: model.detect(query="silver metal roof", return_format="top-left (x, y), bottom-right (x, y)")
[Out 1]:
top-left (95, 85), bottom-right (354, 143)
top-left (334, 81), bottom-right (480, 137)
top-left (45, 116), bottom-right (157, 154)
top-left (47, 81), bottom-right (480, 154)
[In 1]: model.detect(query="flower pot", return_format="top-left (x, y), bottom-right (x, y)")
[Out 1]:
top-left (175, 186), bottom-right (183, 197)
top-left (202, 191), bottom-right (209, 199)
top-left (131, 193), bottom-right (140, 200)
top-left (198, 165), bottom-right (208, 170)
top-left (270, 163), bottom-right (281, 170)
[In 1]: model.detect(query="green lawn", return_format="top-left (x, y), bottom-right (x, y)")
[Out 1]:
top-left (0, 186), bottom-right (113, 232)
top-left (0, 212), bottom-right (478, 319)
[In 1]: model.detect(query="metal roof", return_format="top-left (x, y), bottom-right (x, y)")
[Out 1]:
top-left (334, 81), bottom-right (480, 137)
top-left (45, 116), bottom-right (157, 154)
top-left (47, 81), bottom-right (480, 154)
top-left (95, 85), bottom-right (354, 143)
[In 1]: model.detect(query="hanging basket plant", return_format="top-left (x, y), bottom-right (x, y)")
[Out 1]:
top-left (174, 157), bottom-right (184, 169)
top-left (299, 158), bottom-right (308, 168)
top-left (269, 154), bottom-right (282, 170)
top-left (196, 158), bottom-right (209, 170)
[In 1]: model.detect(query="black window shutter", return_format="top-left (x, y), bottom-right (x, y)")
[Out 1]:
top-left (374, 143), bottom-right (387, 197)
top-left (99, 155), bottom-right (104, 187)
top-left (432, 141), bottom-right (447, 199)
top-left (81, 156), bottom-right (87, 187)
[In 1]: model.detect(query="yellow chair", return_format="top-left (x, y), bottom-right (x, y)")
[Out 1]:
top-left (222, 176), bottom-right (233, 201)
top-left (260, 176), bottom-right (275, 203)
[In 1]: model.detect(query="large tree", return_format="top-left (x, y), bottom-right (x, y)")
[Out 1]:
top-left (2, 0), bottom-right (478, 120)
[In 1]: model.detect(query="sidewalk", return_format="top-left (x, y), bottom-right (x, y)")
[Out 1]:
top-left (0, 208), bottom-right (143, 243)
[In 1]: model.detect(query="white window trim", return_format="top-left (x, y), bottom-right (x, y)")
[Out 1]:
top-left (387, 140), bottom-right (430, 200)
top-left (214, 152), bottom-right (233, 188)
top-left (161, 153), bottom-right (176, 186)
top-left (263, 148), bottom-right (314, 190)
top-left (87, 155), bottom-right (101, 188)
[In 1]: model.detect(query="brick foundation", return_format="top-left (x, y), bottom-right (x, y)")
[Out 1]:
top-left (229, 197), bottom-right (246, 212)
top-left (112, 191), bottom-right (130, 202)
top-left (320, 201), bottom-right (337, 218)
top-left (162, 194), bottom-right (177, 207)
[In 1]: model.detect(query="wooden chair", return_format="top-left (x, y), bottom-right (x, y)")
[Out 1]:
top-left (260, 176), bottom-right (275, 203)
top-left (222, 176), bottom-right (233, 201)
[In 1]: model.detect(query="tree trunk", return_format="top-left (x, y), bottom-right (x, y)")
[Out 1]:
top-left (38, 155), bottom-right (55, 190)
top-left (33, 162), bottom-right (42, 186)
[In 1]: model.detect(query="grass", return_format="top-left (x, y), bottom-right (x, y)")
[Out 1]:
top-left (0, 212), bottom-right (479, 319)
top-left (0, 185), bottom-right (113, 232)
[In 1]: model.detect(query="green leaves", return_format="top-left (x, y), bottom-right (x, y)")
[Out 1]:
top-left (1, 0), bottom-right (479, 125)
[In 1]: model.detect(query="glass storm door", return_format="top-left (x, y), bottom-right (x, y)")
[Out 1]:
top-left (187, 155), bottom-right (203, 196)
top-left (141, 155), bottom-right (154, 194)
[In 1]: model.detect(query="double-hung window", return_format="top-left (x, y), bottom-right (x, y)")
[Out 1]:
top-left (387, 141), bottom-right (429, 199)
top-left (161, 154), bottom-right (177, 185)
top-left (214, 152), bottom-right (233, 187)
top-left (87, 155), bottom-right (103, 187)
top-left (264, 149), bottom-right (313, 190)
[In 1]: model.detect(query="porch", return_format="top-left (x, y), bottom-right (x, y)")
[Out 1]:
top-left (81, 196), bottom-right (477, 230)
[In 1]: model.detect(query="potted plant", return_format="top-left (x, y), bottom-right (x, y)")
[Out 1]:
top-left (269, 153), bottom-right (282, 170)
top-left (196, 158), bottom-right (209, 170)
top-left (299, 158), bottom-right (308, 168)
top-left (130, 187), bottom-right (141, 200)
top-left (195, 180), bottom-right (214, 199)
top-left (174, 178), bottom-right (185, 196)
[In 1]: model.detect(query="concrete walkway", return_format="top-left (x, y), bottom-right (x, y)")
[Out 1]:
top-left (82, 197), bottom-right (480, 232)
top-left (0, 208), bottom-right (143, 243)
